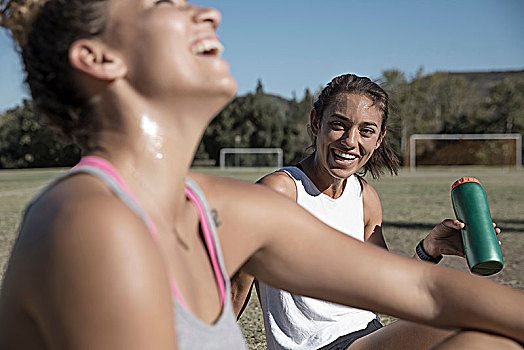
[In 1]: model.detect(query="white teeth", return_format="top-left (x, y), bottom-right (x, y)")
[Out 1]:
top-left (191, 39), bottom-right (224, 56)
top-left (334, 149), bottom-right (357, 160)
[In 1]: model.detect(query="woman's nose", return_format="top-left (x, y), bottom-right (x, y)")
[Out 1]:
top-left (193, 6), bottom-right (222, 30)
top-left (342, 128), bottom-right (358, 148)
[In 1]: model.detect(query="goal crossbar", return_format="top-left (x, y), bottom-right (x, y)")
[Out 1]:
top-left (409, 134), bottom-right (522, 171)
top-left (219, 148), bottom-right (283, 170)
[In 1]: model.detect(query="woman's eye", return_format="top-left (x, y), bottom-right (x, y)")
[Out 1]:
top-left (153, 0), bottom-right (190, 9)
top-left (361, 128), bottom-right (376, 136)
top-left (330, 121), bottom-right (344, 129)
top-left (154, 0), bottom-right (191, 9)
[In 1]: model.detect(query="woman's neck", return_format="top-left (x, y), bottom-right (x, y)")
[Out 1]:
top-left (87, 100), bottom-right (209, 226)
top-left (84, 80), bottom-right (235, 226)
top-left (300, 153), bottom-right (347, 199)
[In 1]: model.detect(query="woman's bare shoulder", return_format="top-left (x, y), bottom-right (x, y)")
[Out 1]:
top-left (357, 176), bottom-right (381, 207)
top-left (23, 174), bottom-right (148, 238)
top-left (189, 170), bottom-right (296, 202)
top-left (357, 176), bottom-right (383, 238)
top-left (256, 171), bottom-right (296, 200)
top-left (13, 174), bottom-right (159, 287)
top-left (7, 174), bottom-right (175, 347)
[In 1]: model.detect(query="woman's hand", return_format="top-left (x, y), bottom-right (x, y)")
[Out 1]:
top-left (423, 219), bottom-right (501, 258)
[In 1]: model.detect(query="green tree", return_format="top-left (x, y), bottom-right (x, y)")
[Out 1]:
top-left (382, 69), bottom-right (473, 163)
top-left (286, 88), bottom-right (315, 162)
top-left (0, 100), bottom-right (81, 168)
top-left (380, 69), bottom-right (408, 159)
top-left (485, 78), bottom-right (524, 134)
top-left (201, 93), bottom-right (286, 163)
top-left (199, 88), bottom-right (312, 166)
top-left (256, 79), bottom-right (264, 94)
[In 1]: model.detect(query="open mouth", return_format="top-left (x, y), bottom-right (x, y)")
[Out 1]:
top-left (332, 149), bottom-right (358, 163)
top-left (191, 37), bottom-right (224, 56)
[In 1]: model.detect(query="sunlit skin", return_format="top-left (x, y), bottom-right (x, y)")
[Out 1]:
top-left (90, 0), bottom-right (238, 325)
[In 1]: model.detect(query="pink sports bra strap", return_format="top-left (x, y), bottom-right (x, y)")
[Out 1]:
top-left (73, 157), bottom-right (160, 241)
top-left (184, 186), bottom-right (226, 306)
top-left (74, 156), bottom-right (129, 195)
top-left (72, 157), bottom-right (227, 307)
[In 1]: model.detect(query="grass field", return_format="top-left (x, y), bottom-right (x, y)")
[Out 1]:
top-left (1, 166), bottom-right (522, 349)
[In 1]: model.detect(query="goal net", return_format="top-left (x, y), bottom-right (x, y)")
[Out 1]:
top-left (219, 148), bottom-right (283, 170)
top-left (407, 134), bottom-right (522, 171)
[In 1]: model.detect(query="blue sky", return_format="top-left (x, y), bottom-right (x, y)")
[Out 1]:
top-left (1, 0), bottom-right (523, 113)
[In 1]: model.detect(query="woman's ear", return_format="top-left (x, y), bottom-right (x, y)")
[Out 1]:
top-left (310, 109), bottom-right (320, 136)
top-left (375, 127), bottom-right (386, 150)
top-left (69, 39), bottom-right (127, 81)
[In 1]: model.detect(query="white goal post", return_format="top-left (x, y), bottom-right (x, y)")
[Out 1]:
top-left (219, 148), bottom-right (283, 170)
top-left (409, 134), bottom-right (522, 171)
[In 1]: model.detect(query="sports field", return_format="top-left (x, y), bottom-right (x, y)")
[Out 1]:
top-left (1, 166), bottom-right (522, 349)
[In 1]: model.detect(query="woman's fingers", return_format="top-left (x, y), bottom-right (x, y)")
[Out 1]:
top-left (441, 219), bottom-right (464, 230)
top-left (492, 222), bottom-right (501, 235)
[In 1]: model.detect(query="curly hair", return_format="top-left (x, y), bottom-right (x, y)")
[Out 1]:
top-left (312, 74), bottom-right (399, 179)
top-left (1, 0), bottom-right (111, 150)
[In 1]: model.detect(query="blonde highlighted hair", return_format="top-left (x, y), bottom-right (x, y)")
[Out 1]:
top-left (1, 0), bottom-right (111, 150)
top-left (1, 0), bottom-right (50, 48)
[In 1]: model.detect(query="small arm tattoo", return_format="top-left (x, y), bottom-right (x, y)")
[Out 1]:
top-left (211, 209), bottom-right (222, 227)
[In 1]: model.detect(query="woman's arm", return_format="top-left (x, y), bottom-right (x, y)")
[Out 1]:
top-left (360, 178), bottom-right (481, 261)
top-left (230, 171), bottom-right (297, 318)
top-left (195, 174), bottom-right (524, 343)
top-left (361, 179), bottom-right (388, 248)
top-left (230, 269), bottom-right (255, 318)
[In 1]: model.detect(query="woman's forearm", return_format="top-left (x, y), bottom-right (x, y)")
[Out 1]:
top-left (219, 179), bottom-right (524, 342)
top-left (424, 265), bottom-right (524, 342)
top-left (247, 210), bottom-right (524, 342)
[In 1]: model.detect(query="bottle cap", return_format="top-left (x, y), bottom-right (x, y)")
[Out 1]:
top-left (451, 177), bottom-right (482, 192)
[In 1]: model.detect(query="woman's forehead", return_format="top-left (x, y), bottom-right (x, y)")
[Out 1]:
top-left (106, 0), bottom-right (149, 24)
top-left (108, 0), bottom-right (145, 13)
top-left (324, 93), bottom-right (382, 122)
top-left (328, 93), bottom-right (375, 111)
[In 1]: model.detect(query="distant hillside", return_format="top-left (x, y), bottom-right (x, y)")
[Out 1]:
top-left (448, 69), bottom-right (524, 98)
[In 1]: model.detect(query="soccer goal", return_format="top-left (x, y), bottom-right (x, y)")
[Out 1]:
top-left (408, 134), bottom-right (522, 171)
top-left (219, 148), bottom-right (283, 171)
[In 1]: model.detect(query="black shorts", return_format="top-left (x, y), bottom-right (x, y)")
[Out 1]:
top-left (318, 319), bottom-right (383, 350)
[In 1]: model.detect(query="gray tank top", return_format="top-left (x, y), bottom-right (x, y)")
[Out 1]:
top-left (25, 158), bottom-right (246, 349)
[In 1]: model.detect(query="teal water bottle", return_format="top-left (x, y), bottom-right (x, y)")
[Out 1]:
top-left (451, 177), bottom-right (503, 276)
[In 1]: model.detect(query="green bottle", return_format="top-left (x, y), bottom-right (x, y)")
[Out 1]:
top-left (451, 177), bottom-right (503, 276)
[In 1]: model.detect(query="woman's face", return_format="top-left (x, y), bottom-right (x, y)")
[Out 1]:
top-left (104, 0), bottom-right (237, 101)
top-left (312, 93), bottom-right (384, 180)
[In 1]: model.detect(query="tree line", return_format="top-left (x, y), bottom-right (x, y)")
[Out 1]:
top-left (1, 70), bottom-right (523, 169)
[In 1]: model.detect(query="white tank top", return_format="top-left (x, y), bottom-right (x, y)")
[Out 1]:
top-left (258, 166), bottom-right (378, 350)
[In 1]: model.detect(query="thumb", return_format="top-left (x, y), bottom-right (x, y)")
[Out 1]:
top-left (442, 219), bottom-right (464, 230)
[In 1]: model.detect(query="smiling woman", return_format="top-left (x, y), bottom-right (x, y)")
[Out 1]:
top-left (308, 75), bottom-right (397, 182)
top-left (230, 75), bottom-right (508, 350)
top-left (0, 1), bottom-right (523, 350)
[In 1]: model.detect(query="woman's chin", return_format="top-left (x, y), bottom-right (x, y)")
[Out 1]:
top-left (218, 75), bottom-right (238, 98)
top-left (328, 165), bottom-right (358, 180)
top-left (210, 78), bottom-right (238, 110)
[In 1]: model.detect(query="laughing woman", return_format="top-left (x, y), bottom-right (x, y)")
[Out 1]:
top-left (231, 74), bottom-right (499, 350)
top-left (0, 1), bottom-right (523, 349)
